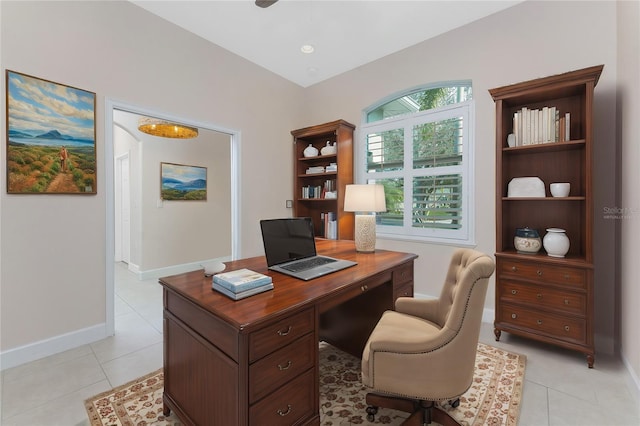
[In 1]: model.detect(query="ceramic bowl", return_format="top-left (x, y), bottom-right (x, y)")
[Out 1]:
top-left (550, 182), bottom-right (570, 197)
top-left (201, 261), bottom-right (226, 276)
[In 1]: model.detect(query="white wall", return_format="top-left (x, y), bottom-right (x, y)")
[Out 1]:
top-left (304, 1), bottom-right (619, 357)
top-left (140, 129), bottom-right (232, 271)
top-left (114, 109), bottom-right (233, 274)
top-left (617, 0), bottom-right (640, 393)
top-left (0, 0), bottom-right (304, 365)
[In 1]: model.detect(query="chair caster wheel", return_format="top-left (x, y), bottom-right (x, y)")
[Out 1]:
top-left (450, 398), bottom-right (460, 408)
top-left (366, 405), bottom-right (378, 422)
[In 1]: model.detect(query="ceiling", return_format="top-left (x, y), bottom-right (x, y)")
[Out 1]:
top-left (131, 0), bottom-right (524, 88)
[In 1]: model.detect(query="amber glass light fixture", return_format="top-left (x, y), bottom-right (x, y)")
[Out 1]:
top-left (138, 117), bottom-right (198, 139)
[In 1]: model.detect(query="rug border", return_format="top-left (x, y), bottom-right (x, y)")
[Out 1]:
top-left (84, 368), bottom-right (165, 425)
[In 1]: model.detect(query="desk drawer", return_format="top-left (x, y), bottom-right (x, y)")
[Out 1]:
top-left (499, 303), bottom-right (586, 344)
top-left (393, 262), bottom-right (414, 286)
top-left (499, 281), bottom-right (585, 316)
top-left (499, 259), bottom-right (586, 289)
top-left (393, 281), bottom-right (413, 301)
top-left (249, 333), bottom-right (315, 403)
top-left (249, 309), bottom-right (314, 362)
top-left (249, 369), bottom-right (314, 426)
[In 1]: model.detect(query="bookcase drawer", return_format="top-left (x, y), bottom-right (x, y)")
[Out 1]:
top-left (249, 369), bottom-right (314, 426)
top-left (249, 333), bottom-right (315, 403)
top-left (499, 259), bottom-right (586, 289)
top-left (499, 303), bottom-right (586, 344)
top-left (499, 281), bottom-right (585, 316)
top-left (249, 308), bottom-right (314, 362)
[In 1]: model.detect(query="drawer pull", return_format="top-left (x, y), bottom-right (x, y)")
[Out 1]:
top-left (536, 293), bottom-right (542, 299)
top-left (511, 290), bottom-right (517, 295)
top-left (564, 299), bottom-right (570, 305)
top-left (361, 285), bottom-right (368, 292)
top-left (278, 360), bottom-right (292, 371)
top-left (511, 266), bottom-right (517, 272)
top-left (277, 404), bottom-right (292, 417)
top-left (564, 274), bottom-right (571, 280)
top-left (277, 326), bottom-right (292, 336)
top-left (564, 325), bottom-right (570, 332)
top-left (537, 270), bottom-right (543, 276)
top-left (537, 319), bottom-right (543, 325)
top-left (511, 313), bottom-right (517, 319)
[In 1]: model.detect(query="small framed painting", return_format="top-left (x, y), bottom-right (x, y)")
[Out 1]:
top-left (161, 162), bottom-right (207, 201)
top-left (6, 70), bottom-right (96, 194)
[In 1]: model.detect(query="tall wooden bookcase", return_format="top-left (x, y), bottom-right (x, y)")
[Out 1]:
top-left (489, 65), bottom-right (603, 368)
top-left (291, 119), bottom-right (355, 240)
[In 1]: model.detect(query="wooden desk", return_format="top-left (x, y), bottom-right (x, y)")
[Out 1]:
top-left (159, 239), bottom-right (417, 426)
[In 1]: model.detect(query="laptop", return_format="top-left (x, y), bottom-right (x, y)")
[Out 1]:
top-left (260, 217), bottom-right (357, 281)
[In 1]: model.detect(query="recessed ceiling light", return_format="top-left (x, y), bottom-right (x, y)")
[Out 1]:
top-left (300, 44), bottom-right (315, 54)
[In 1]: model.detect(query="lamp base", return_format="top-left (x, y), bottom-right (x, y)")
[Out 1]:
top-left (354, 214), bottom-right (377, 253)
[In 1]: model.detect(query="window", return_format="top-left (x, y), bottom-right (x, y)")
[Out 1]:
top-left (360, 83), bottom-right (474, 244)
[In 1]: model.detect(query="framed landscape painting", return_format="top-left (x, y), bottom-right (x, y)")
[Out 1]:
top-left (6, 70), bottom-right (96, 194)
top-left (161, 162), bottom-right (207, 201)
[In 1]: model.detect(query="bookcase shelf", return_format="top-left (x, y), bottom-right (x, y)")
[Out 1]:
top-left (489, 65), bottom-right (603, 368)
top-left (291, 120), bottom-right (355, 240)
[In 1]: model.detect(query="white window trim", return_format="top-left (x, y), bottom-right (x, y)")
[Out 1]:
top-left (358, 100), bottom-right (476, 247)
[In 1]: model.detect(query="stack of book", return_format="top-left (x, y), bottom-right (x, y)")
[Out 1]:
top-left (212, 268), bottom-right (273, 300)
top-left (321, 211), bottom-right (337, 239)
top-left (306, 166), bottom-right (325, 174)
top-left (512, 106), bottom-right (571, 146)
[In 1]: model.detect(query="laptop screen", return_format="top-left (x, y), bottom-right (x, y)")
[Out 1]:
top-left (260, 218), bottom-right (318, 267)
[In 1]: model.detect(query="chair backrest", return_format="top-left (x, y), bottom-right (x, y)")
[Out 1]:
top-left (434, 248), bottom-right (495, 331)
top-left (431, 249), bottom-right (495, 389)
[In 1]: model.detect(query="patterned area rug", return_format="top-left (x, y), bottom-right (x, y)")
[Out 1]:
top-left (85, 342), bottom-right (525, 426)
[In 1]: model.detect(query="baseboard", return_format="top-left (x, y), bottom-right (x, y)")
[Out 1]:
top-left (0, 323), bottom-right (110, 371)
top-left (621, 352), bottom-right (640, 403)
top-left (136, 257), bottom-right (231, 281)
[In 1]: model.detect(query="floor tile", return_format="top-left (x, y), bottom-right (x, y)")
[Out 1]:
top-left (100, 341), bottom-right (163, 388)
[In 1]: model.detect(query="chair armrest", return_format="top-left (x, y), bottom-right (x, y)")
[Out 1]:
top-left (395, 297), bottom-right (440, 324)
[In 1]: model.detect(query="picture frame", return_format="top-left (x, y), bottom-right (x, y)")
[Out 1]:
top-left (160, 162), bottom-right (207, 201)
top-left (6, 70), bottom-right (97, 194)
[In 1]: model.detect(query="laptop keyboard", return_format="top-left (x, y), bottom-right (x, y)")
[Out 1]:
top-left (280, 257), bottom-right (337, 272)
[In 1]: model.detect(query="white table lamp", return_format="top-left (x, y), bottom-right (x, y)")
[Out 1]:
top-left (344, 184), bottom-right (386, 253)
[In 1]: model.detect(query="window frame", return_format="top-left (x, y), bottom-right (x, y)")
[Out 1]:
top-left (358, 85), bottom-right (476, 246)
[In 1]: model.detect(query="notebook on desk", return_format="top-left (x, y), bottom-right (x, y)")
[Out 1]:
top-left (259, 217), bottom-right (357, 281)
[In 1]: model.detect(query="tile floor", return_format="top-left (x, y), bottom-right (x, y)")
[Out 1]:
top-left (1, 262), bottom-right (639, 426)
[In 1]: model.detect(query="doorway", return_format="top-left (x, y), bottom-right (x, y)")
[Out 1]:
top-left (105, 99), bottom-right (240, 335)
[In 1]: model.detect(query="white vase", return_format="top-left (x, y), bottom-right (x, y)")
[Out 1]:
top-left (543, 228), bottom-right (570, 257)
top-left (303, 144), bottom-right (318, 157)
top-left (320, 141), bottom-right (336, 155)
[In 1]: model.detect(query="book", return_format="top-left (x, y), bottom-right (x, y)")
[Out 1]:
top-left (213, 282), bottom-right (273, 300)
top-left (213, 268), bottom-right (272, 293)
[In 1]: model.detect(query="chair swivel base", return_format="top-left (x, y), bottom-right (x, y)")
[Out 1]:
top-left (365, 393), bottom-right (461, 426)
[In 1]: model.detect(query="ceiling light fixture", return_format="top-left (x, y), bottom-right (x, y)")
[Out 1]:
top-left (138, 117), bottom-right (198, 139)
top-left (300, 44), bottom-right (315, 54)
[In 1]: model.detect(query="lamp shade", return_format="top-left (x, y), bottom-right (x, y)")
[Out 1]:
top-left (344, 184), bottom-right (386, 213)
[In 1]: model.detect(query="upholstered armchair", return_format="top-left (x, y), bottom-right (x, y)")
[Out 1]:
top-left (361, 248), bottom-right (495, 426)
